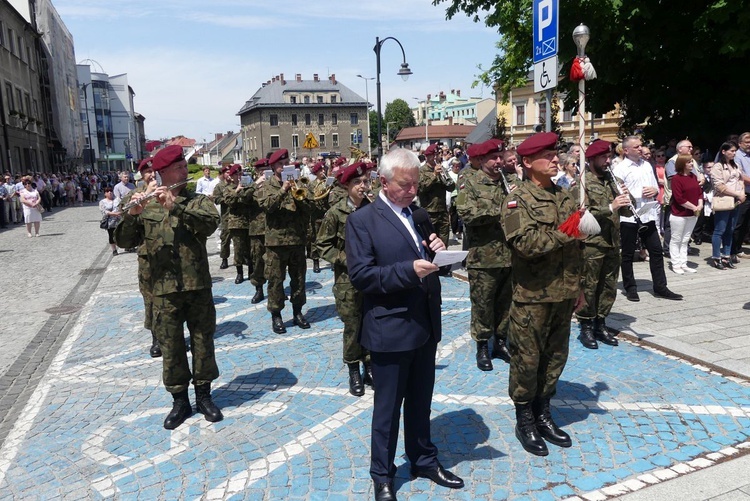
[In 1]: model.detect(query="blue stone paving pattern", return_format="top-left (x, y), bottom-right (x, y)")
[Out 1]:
top-left (1, 265), bottom-right (749, 500)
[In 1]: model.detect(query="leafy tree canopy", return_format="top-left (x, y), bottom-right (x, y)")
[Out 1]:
top-left (384, 99), bottom-right (417, 140)
top-left (433, 0), bottom-right (750, 147)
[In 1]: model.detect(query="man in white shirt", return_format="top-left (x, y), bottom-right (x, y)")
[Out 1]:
top-left (613, 136), bottom-right (682, 302)
top-left (113, 171), bottom-right (135, 201)
top-left (195, 167), bottom-right (215, 197)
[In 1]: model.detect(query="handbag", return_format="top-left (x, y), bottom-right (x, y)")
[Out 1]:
top-left (713, 195), bottom-right (735, 212)
top-left (99, 214), bottom-right (109, 229)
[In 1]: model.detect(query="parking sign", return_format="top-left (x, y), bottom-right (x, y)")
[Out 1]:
top-left (533, 0), bottom-right (558, 64)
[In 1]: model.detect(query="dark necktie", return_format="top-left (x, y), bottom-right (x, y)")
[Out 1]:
top-left (401, 207), bottom-right (425, 258)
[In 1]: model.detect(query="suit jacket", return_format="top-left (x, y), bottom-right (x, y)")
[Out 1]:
top-left (345, 196), bottom-right (442, 353)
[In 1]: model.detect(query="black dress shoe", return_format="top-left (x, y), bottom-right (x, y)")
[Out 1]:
top-left (219, 258), bottom-right (229, 269)
top-left (625, 289), bottom-right (640, 302)
top-left (476, 341), bottom-right (493, 371)
top-left (653, 288), bottom-right (683, 300)
top-left (363, 361), bottom-right (374, 387)
top-left (251, 286), bottom-right (264, 304)
top-left (410, 463), bottom-right (464, 489)
top-left (272, 314), bottom-right (286, 334)
top-left (491, 337), bottom-right (511, 363)
top-left (374, 481), bottom-right (396, 501)
top-left (347, 363), bottom-right (364, 397)
top-left (293, 312), bottom-right (311, 329)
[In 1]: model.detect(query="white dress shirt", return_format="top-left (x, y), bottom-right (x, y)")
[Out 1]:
top-left (613, 157), bottom-right (659, 224)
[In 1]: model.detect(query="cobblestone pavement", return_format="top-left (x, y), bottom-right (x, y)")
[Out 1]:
top-left (1, 223), bottom-right (750, 500)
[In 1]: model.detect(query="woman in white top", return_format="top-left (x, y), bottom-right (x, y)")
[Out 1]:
top-left (19, 178), bottom-right (42, 237)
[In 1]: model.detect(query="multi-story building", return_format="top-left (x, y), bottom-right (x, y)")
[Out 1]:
top-left (77, 64), bottom-right (145, 172)
top-left (0, 0), bottom-right (49, 173)
top-left (412, 90), bottom-right (495, 129)
top-left (237, 73), bottom-right (368, 162)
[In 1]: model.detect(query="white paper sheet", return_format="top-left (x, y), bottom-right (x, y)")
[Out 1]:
top-left (432, 250), bottom-right (468, 267)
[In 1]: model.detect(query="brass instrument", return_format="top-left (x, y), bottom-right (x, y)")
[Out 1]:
top-left (349, 146), bottom-right (367, 161)
top-left (436, 164), bottom-right (454, 186)
top-left (121, 179), bottom-right (189, 211)
top-left (313, 181), bottom-right (332, 201)
top-left (606, 166), bottom-right (647, 233)
top-left (287, 174), bottom-right (308, 201)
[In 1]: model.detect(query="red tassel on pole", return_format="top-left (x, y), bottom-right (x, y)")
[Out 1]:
top-left (570, 57), bottom-right (584, 82)
top-left (558, 209), bottom-right (583, 238)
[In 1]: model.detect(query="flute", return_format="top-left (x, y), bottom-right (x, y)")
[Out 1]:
top-left (122, 180), bottom-right (189, 211)
top-left (498, 168), bottom-right (513, 195)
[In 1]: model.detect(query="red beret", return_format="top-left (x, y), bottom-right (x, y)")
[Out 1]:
top-left (585, 140), bottom-right (612, 159)
top-left (487, 138), bottom-right (505, 150)
top-left (151, 145), bottom-right (185, 171)
top-left (334, 157), bottom-right (348, 167)
top-left (424, 143), bottom-right (439, 156)
top-left (310, 161), bottom-right (325, 174)
top-left (220, 165), bottom-right (230, 174)
top-left (227, 164), bottom-right (242, 176)
top-left (472, 139), bottom-right (504, 157)
top-left (336, 161), bottom-right (370, 184)
top-left (137, 157), bottom-right (154, 172)
top-left (254, 158), bottom-right (268, 168)
top-left (517, 132), bottom-right (558, 157)
top-left (268, 149), bottom-right (289, 165)
top-left (466, 143), bottom-right (481, 157)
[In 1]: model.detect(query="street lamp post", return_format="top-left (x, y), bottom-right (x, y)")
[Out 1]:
top-left (573, 23), bottom-right (590, 170)
top-left (356, 74), bottom-right (375, 159)
top-left (80, 83), bottom-right (96, 172)
top-left (374, 36), bottom-right (412, 158)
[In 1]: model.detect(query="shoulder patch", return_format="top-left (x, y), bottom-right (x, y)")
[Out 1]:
top-left (507, 200), bottom-right (517, 209)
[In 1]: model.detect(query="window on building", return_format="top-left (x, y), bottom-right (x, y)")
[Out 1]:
top-left (350, 133), bottom-right (356, 145)
top-left (4, 83), bottom-right (13, 111)
top-left (331, 113), bottom-right (337, 125)
top-left (515, 104), bottom-right (526, 126)
top-left (26, 46), bottom-right (33, 69)
top-left (305, 113), bottom-right (311, 126)
top-left (317, 96), bottom-right (323, 104)
top-left (0, 21), bottom-right (5, 47)
top-left (7, 29), bottom-right (15, 55)
top-left (271, 135), bottom-right (280, 148)
top-left (350, 113), bottom-right (358, 125)
top-left (290, 96), bottom-right (297, 104)
top-left (332, 133), bottom-right (339, 147)
top-left (291, 114), bottom-right (297, 126)
top-left (538, 102), bottom-right (547, 125)
top-left (16, 89), bottom-right (23, 114)
top-left (331, 95), bottom-right (337, 103)
top-left (269, 114), bottom-right (278, 126)
top-left (292, 134), bottom-right (299, 148)
top-left (25, 93), bottom-right (31, 118)
top-left (562, 108), bottom-right (573, 122)
top-left (304, 95), bottom-right (310, 104)
top-left (16, 36), bottom-right (21, 59)
top-left (319, 134), bottom-right (325, 146)
top-left (318, 113), bottom-right (324, 125)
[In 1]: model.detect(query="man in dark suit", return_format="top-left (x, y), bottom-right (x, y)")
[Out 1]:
top-left (346, 148), bottom-right (464, 501)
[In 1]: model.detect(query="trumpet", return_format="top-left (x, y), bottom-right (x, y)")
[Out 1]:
top-left (122, 179), bottom-right (189, 211)
top-left (287, 174), bottom-right (308, 201)
top-left (436, 165), bottom-right (454, 186)
top-left (606, 166), bottom-right (647, 233)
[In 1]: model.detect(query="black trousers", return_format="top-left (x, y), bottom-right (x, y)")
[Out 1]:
top-left (369, 337), bottom-right (438, 483)
top-left (731, 195), bottom-right (750, 255)
top-left (621, 221), bottom-right (667, 293)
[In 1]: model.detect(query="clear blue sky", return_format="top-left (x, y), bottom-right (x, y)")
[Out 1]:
top-left (56, 0), bottom-right (500, 142)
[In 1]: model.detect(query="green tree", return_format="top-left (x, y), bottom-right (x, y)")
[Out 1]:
top-left (384, 99), bottom-right (417, 141)
top-left (368, 110), bottom-right (381, 149)
top-left (432, 0), bottom-right (750, 147)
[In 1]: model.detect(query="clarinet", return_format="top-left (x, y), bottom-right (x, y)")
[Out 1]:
top-left (606, 166), bottom-right (648, 233)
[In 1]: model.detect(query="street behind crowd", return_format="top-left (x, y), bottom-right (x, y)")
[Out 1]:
top-left (0, 204), bottom-right (749, 500)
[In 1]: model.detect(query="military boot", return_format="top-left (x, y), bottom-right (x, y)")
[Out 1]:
top-left (271, 312), bottom-right (286, 334)
top-left (492, 336), bottom-right (511, 363)
top-left (149, 332), bottom-right (162, 358)
top-left (234, 266), bottom-right (244, 284)
top-left (476, 341), bottom-right (493, 371)
top-left (363, 360), bottom-right (374, 388)
top-left (219, 258), bottom-right (229, 269)
top-left (313, 259), bottom-right (321, 273)
top-left (251, 285), bottom-right (265, 304)
top-left (163, 390), bottom-right (192, 430)
top-left (578, 318), bottom-right (598, 349)
top-left (532, 396), bottom-right (572, 448)
top-left (194, 383), bottom-right (223, 423)
top-left (594, 317), bottom-right (618, 346)
top-left (347, 362), bottom-right (365, 396)
top-left (514, 403), bottom-right (548, 456)
top-left (293, 306), bottom-right (311, 329)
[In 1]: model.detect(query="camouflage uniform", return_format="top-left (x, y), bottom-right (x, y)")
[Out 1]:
top-left (328, 182), bottom-right (347, 207)
top-left (247, 183), bottom-right (267, 288)
top-left (115, 188), bottom-right (221, 393)
top-left (213, 181), bottom-right (255, 266)
top-left (418, 163), bottom-right (455, 247)
top-left (258, 175), bottom-right (310, 313)
top-left (315, 197), bottom-right (369, 363)
top-left (306, 178), bottom-right (328, 260)
top-left (456, 169), bottom-right (516, 344)
top-left (500, 180), bottom-right (583, 404)
top-left (212, 180), bottom-right (232, 260)
top-left (572, 171), bottom-right (624, 320)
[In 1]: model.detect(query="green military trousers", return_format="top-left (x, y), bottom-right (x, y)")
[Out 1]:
top-left (468, 267), bottom-right (512, 343)
top-left (332, 281), bottom-right (368, 364)
top-left (576, 246), bottom-right (621, 320)
top-left (264, 245), bottom-right (307, 313)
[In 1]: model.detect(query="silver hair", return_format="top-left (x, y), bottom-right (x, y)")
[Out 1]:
top-left (379, 148), bottom-right (420, 181)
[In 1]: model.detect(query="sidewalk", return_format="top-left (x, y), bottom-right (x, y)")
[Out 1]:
top-left (0, 213), bottom-right (749, 500)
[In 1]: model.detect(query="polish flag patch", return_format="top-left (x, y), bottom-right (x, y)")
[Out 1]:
top-left (507, 200), bottom-right (517, 208)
